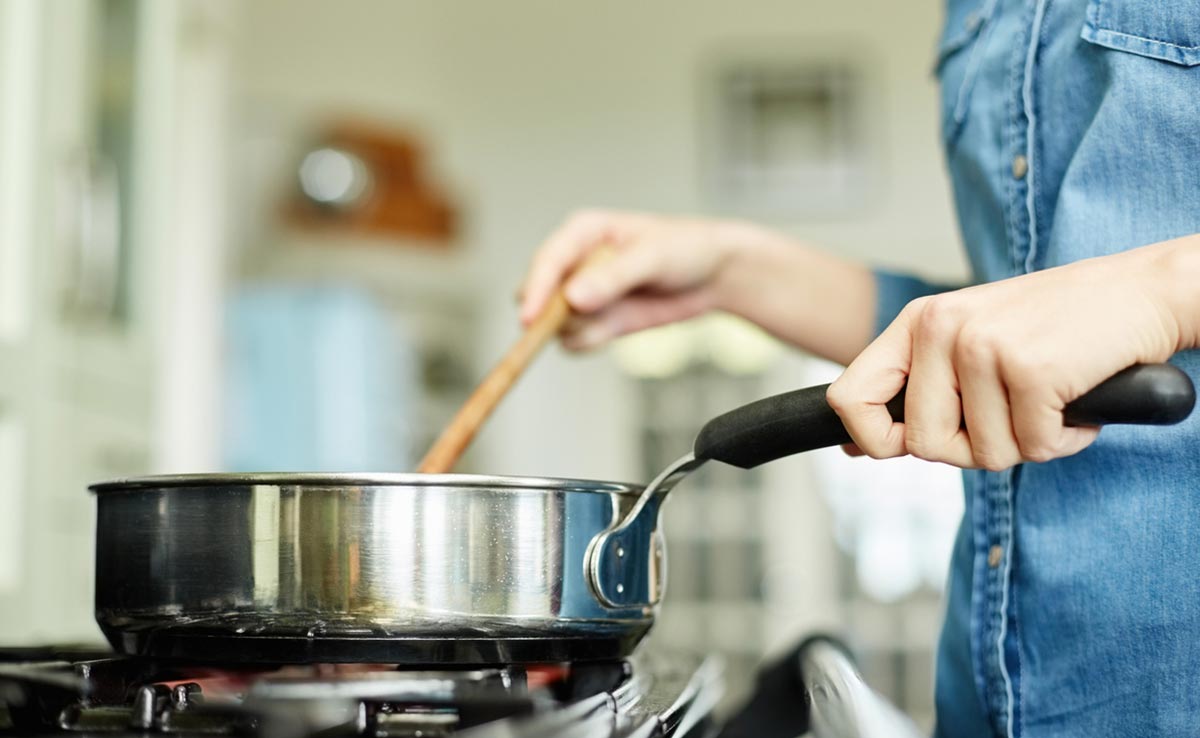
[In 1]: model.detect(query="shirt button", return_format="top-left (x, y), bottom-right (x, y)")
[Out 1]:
top-left (988, 545), bottom-right (1005, 568)
top-left (1012, 155), bottom-right (1029, 180)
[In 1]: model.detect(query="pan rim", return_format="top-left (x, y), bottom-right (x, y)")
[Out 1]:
top-left (88, 472), bottom-right (644, 495)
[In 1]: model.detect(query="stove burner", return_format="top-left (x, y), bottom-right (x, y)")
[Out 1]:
top-left (0, 649), bottom-right (715, 738)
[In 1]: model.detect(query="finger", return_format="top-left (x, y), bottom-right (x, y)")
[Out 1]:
top-left (1007, 373), bottom-right (1101, 463)
top-left (903, 314), bottom-right (973, 466)
top-left (956, 338), bottom-right (1022, 471)
top-left (559, 290), bottom-right (714, 351)
top-left (826, 306), bottom-right (917, 459)
top-left (564, 240), bottom-right (667, 315)
top-left (559, 313), bottom-right (607, 352)
top-left (520, 211), bottom-right (620, 324)
top-left (1055, 425), bottom-right (1102, 460)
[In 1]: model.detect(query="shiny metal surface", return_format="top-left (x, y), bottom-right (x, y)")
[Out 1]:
top-left (89, 472), bottom-right (638, 493)
top-left (586, 453), bottom-right (706, 609)
top-left (91, 474), bottom-right (657, 663)
top-left (801, 640), bottom-right (923, 738)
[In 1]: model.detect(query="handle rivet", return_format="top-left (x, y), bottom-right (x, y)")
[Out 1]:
top-left (616, 583), bottom-right (624, 594)
top-left (616, 546), bottom-right (625, 558)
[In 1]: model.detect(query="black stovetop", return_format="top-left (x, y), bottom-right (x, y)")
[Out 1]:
top-left (0, 646), bottom-right (722, 738)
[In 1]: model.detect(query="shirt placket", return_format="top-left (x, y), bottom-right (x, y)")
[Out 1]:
top-left (975, 468), bottom-right (1017, 737)
top-left (1004, 0), bottom-right (1039, 277)
top-left (977, 0), bottom-right (1046, 736)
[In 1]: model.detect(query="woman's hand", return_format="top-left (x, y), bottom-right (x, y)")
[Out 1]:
top-left (826, 240), bottom-right (1199, 470)
top-left (519, 209), bottom-right (878, 364)
top-left (520, 210), bottom-right (746, 350)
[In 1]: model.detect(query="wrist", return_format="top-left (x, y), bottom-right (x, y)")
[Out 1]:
top-left (1145, 235), bottom-right (1200, 352)
top-left (708, 220), bottom-right (796, 316)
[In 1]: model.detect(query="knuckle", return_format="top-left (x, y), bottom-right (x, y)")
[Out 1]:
top-left (848, 429), bottom-right (896, 460)
top-left (972, 447), bottom-right (1012, 472)
top-left (900, 296), bottom-right (932, 316)
top-left (825, 382), bottom-right (850, 414)
top-left (903, 428), bottom-right (936, 461)
top-left (905, 425), bottom-right (963, 464)
top-left (955, 324), bottom-right (998, 368)
top-left (861, 444), bottom-right (895, 461)
top-left (915, 297), bottom-right (961, 339)
top-left (895, 297), bottom-right (929, 327)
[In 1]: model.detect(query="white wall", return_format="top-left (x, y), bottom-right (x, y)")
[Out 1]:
top-left (231, 0), bottom-right (966, 484)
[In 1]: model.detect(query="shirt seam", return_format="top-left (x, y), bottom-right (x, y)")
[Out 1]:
top-left (1013, 496), bottom-right (1025, 738)
top-left (1086, 25), bottom-right (1200, 52)
top-left (996, 469), bottom-right (1016, 738)
top-left (1021, 0), bottom-right (1048, 275)
top-left (970, 474), bottom-right (992, 722)
top-left (1003, 12), bottom-right (1024, 276)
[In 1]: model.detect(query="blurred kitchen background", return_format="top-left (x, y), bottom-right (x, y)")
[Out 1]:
top-left (0, 0), bottom-right (970, 728)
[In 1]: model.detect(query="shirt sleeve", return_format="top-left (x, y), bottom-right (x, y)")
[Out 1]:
top-left (872, 269), bottom-right (962, 339)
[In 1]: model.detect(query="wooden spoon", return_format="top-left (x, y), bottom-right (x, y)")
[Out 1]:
top-left (417, 249), bottom-right (611, 473)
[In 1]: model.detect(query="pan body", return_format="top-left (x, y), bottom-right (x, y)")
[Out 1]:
top-left (91, 473), bottom-right (659, 664)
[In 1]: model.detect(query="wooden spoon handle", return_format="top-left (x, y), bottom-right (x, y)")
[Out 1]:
top-left (417, 250), bottom-right (609, 473)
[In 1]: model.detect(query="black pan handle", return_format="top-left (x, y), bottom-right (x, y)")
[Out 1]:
top-left (694, 363), bottom-right (1196, 469)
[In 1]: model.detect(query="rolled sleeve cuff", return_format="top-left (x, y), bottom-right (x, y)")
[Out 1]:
top-left (872, 270), bottom-right (961, 339)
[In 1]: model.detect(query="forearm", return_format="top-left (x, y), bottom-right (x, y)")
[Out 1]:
top-left (711, 225), bottom-right (877, 366)
top-left (708, 230), bottom-right (1200, 369)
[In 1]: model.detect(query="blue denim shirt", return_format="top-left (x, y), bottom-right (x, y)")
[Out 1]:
top-left (874, 1), bottom-right (1200, 736)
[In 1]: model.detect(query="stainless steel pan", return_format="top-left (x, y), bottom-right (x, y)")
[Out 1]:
top-left (91, 364), bottom-right (1195, 664)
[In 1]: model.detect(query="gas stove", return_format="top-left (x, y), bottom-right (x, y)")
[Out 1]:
top-left (0, 647), bottom-right (721, 738)
top-left (0, 638), bottom-right (924, 738)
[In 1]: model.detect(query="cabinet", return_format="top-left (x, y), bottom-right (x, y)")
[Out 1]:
top-left (0, 0), bottom-right (232, 643)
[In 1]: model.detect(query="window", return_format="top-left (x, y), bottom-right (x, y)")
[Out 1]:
top-left (705, 53), bottom-right (872, 217)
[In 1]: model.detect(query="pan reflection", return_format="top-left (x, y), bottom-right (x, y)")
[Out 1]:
top-left (366, 483), bottom-right (419, 612)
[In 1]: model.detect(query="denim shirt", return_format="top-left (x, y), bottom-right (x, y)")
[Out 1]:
top-left (874, 1), bottom-right (1200, 736)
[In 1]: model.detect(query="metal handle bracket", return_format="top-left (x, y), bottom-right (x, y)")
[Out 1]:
top-left (584, 452), bottom-right (705, 610)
